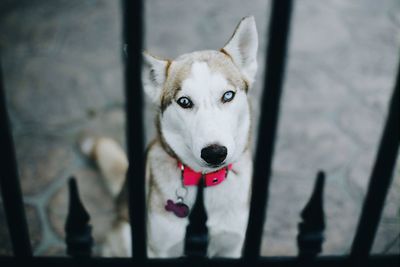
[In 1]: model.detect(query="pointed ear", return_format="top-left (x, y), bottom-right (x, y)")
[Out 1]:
top-left (222, 16), bottom-right (258, 85)
top-left (142, 52), bottom-right (169, 102)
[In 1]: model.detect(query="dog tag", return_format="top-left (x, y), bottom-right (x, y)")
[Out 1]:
top-left (165, 199), bottom-right (189, 218)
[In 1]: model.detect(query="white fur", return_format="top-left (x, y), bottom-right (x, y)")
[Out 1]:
top-left (223, 16), bottom-right (258, 84)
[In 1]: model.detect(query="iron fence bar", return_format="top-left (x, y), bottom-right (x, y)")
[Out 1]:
top-left (122, 0), bottom-right (147, 260)
top-left (243, 0), bottom-right (293, 259)
top-left (0, 63), bottom-right (32, 257)
top-left (0, 255), bottom-right (398, 267)
top-left (350, 62), bottom-right (400, 260)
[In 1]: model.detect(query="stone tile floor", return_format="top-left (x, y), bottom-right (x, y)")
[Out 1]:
top-left (0, 0), bottom-right (399, 257)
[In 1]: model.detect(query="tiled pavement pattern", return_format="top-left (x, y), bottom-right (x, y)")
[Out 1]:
top-left (0, 0), bottom-right (399, 257)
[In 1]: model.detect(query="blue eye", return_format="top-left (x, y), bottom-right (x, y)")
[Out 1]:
top-left (221, 91), bottom-right (235, 103)
top-left (177, 97), bottom-right (193, 109)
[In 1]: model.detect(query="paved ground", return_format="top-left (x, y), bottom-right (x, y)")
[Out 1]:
top-left (0, 0), bottom-right (399, 257)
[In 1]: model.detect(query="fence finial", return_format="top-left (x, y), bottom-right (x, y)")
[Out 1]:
top-left (65, 177), bottom-right (93, 257)
top-left (297, 171), bottom-right (326, 260)
top-left (184, 180), bottom-right (209, 257)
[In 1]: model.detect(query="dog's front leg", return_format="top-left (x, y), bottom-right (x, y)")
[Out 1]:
top-left (147, 212), bottom-right (188, 258)
top-left (207, 231), bottom-right (244, 258)
top-left (206, 206), bottom-right (249, 258)
top-left (205, 151), bottom-right (252, 258)
top-left (205, 183), bottom-right (250, 258)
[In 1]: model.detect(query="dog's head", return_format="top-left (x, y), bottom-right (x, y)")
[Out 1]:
top-left (142, 16), bottom-right (258, 173)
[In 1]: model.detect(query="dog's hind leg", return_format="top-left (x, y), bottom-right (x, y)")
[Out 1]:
top-left (80, 136), bottom-right (132, 257)
top-left (80, 136), bottom-right (128, 198)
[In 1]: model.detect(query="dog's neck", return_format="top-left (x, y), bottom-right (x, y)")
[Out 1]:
top-left (178, 162), bottom-right (233, 187)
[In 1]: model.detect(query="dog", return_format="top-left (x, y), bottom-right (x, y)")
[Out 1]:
top-left (80, 16), bottom-right (258, 258)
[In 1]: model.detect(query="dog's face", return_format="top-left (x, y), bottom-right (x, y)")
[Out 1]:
top-left (142, 16), bottom-right (258, 173)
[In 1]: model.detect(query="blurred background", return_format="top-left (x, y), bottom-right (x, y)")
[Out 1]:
top-left (0, 0), bottom-right (399, 257)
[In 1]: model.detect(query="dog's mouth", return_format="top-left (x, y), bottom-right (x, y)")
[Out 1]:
top-left (203, 161), bottom-right (227, 170)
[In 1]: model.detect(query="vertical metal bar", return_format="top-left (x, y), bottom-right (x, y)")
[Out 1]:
top-left (0, 62), bottom-right (32, 257)
top-left (122, 0), bottom-right (146, 259)
top-left (350, 63), bottom-right (400, 260)
top-left (243, 0), bottom-right (293, 259)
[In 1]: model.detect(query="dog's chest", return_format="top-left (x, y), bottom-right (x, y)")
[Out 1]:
top-left (146, 141), bottom-right (252, 217)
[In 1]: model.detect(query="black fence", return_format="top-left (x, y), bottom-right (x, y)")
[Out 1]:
top-left (0, 0), bottom-right (399, 266)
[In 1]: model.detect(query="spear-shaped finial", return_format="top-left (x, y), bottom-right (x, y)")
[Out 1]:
top-left (184, 179), bottom-right (209, 257)
top-left (297, 171), bottom-right (326, 259)
top-left (65, 177), bottom-right (93, 257)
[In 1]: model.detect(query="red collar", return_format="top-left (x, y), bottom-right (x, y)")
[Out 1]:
top-left (178, 162), bottom-right (233, 187)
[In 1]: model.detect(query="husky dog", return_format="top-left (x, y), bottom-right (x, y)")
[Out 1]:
top-left (81, 16), bottom-right (258, 258)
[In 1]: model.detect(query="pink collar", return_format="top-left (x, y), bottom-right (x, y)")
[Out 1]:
top-left (178, 162), bottom-right (233, 187)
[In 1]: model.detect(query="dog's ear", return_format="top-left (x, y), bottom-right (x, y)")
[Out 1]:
top-left (142, 52), bottom-right (169, 102)
top-left (222, 16), bottom-right (258, 85)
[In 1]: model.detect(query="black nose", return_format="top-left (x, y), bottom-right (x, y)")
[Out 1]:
top-left (201, 145), bottom-right (227, 165)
